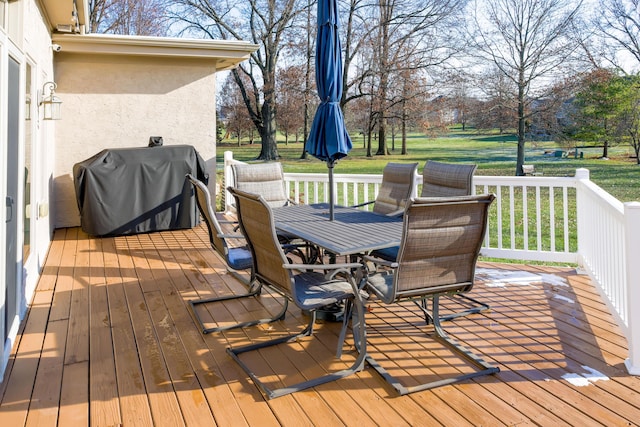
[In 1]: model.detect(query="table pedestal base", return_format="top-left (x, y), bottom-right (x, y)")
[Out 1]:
top-left (303, 303), bottom-right (344, 322)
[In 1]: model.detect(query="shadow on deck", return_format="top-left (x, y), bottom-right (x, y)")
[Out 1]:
top-left (0, 225), bottom-right (638, 426)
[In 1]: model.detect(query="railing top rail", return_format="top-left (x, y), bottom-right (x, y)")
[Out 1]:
top-left (578, 176), bottom-right (625, 212)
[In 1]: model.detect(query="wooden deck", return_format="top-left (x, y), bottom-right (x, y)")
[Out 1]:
top-left (1, 224), bottom-right (639, 426)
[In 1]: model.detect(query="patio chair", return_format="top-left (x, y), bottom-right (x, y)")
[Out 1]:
top-left (231, 161), bottom-right (296, 208)
top-left (231, 162), bottom-right (318, 262)
top-left (226, 187), bottom-right (367, 399)
top-left (186, 174), bottom-right (288, 333)
top-left (371, 160), bottom-right (487, 322)
top-left (352, 162), bottom-right (418, 216)
top-left (363, 194), bottom-right (499, 395)
top-left (420, 160), bottom-right (477, 197)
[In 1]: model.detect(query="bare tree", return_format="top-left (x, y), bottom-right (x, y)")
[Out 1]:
top-left (363, 0), bottom-right (467, 156)
top-left (276, 65), bottom-right (307, 144)
top-left (469, 0), bottom-right (583, 175)
top-left (89, 0), bottom-right (168, 35)
top-left (279, 0), bottom-right (316, 158)
top-left (170, 0), bottom-right (307, 161)
top-left (444, 70), bottom-right (474, 130)
top-left (341, 0), bottom-right (374, 109)
top-left (301, 0), bottom-right (315, 159)
top-left (388, 68), bottom-right (431, 153)
top-left (473, 67), bottom-right (518, 133)
top-left (219, 74), bottom-right (255, 146)
top-left (597, 0), bottom-right (640, 72)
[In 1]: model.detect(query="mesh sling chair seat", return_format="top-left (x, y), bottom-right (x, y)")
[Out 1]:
top-left (187, 174), bottom-right (288, 333)
top-left (363, 194), bottom-right (499, 395)
top-left (226, 187), bottom-right (367, 399)
top-left (352, 162), bottom-right (419, 216)
top-left (232, 162), bottom-right (295, 208)
top-left (420, 160), bottom-right (477, 197)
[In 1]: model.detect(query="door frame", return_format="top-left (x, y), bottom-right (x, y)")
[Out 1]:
top-left (0, 33), bottom-right (26, 380)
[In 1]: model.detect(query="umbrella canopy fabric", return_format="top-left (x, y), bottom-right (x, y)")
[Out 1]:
top-left (306, 0), bottom-right (352, 220)
top-left (306, 0), bottom-right (352, 163)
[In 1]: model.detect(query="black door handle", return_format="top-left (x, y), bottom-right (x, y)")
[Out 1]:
top-left (6, 196), bottom-right (14, 222)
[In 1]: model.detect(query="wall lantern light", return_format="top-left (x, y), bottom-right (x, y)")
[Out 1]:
top-left (39, 81), bottom-right (62, 120)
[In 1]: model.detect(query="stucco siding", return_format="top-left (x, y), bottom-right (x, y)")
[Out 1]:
top-left (53, 53), bottom-right (218, 228)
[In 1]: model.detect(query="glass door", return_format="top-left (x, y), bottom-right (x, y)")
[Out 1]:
top-left (4, 54), bottom-right (19, 341)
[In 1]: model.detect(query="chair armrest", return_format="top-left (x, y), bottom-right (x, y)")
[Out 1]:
top-left (218, 233), bottom-right (245, 240)
top-left (284, 262), bottom-right (366, 289)
top-left (283, 262), bottom-right (363, 271)
top-left (362, 254), bottom-right (398, 268)
top-left (384, 208), bottom-right (405, 217)
top-left (218, 219), bottom-right (238, 224)
top-left (351, 200), bottom-right (375, 209)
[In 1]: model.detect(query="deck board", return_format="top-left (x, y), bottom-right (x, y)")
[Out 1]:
top-left (58, 361), bottom-right (89, 426)
top-left (1, 225), bottom-right (638, 426)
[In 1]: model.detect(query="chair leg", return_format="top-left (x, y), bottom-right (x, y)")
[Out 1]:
top-left (419, 293), bottom-right (490, 325)
top-left (226, 268), bottom-right (252, 287)
top-left (227, 298), bottom-right (367, 399)
top-left (366, 295), bottom-right (499, 395)
top-left (440, 293), bottom-right (491, 321)
top-left (190, 283), bottom-right (288, 334)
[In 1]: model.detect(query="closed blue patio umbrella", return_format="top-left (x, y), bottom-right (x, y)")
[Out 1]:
top-left (306, 0), bottom-right (352, 220)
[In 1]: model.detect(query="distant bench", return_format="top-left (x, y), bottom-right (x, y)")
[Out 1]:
top-left (522, 165), bottom-right (542, 176)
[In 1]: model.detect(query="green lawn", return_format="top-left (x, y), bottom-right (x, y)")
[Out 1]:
top-left (217, 130), bottom-right (640, 203)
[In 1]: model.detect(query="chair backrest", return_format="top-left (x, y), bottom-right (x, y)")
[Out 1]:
top-left (392, 194), bottom-right (495, 301)
top-left (229, 187), bottom-right (293, 295)
top-left (421, 160), bottom-right (477, 197)
top-left (231, 162), bottom-right (291, 208)
top-left (373, 162), bottom-right (418, 215)
top-left (187, 174), bottom-right (229, 259)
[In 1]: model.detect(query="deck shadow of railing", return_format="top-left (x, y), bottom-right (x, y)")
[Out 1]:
top-left (1, 227), bottom-right (630, 422)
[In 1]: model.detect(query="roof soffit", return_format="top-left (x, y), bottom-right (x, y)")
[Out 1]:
top-left (51, 33), bottom-right (258, 70)
top-left (39, 0), bottom-right (88, 33)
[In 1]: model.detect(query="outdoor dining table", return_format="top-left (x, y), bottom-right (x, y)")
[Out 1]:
top-left (272, 203), bottom-right (403, 257)
top-left (273, 203), bottom-right (403, 321)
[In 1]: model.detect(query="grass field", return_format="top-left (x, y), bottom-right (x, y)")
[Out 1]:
top-left (217, 129), bottom-right (640, 203)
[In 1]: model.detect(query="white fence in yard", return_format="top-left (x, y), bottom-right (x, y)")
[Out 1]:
top-left (221, 151), bottom-right (640, 375)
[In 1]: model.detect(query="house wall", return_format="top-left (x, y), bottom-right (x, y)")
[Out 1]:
top-left (52, 53), bottom-right (218, 228)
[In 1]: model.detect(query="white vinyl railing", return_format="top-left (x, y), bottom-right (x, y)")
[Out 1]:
top-left (221, 151), bottom-right (640, 374)
top-left (575, 169), bottom-right (640, 376)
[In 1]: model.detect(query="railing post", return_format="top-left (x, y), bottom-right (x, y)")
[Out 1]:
top-left (223, 151), bottom-right (234, 213)
top-left (624, 201), bottom-right (640, 375)
top-left (575, 168), bottom-right (590, 268)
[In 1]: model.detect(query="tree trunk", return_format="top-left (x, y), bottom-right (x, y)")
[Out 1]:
top-left (257, 91), bottom-right (279, 160)
top-left (391, 124), bottom-right (395, 151)
top-left (301, 0), bottom-right (312, 160)
top-left (376, 0), bottom-right (389, 156)
top-left (602, 118), bottom-right (609, 158)
top-left (301, 101), bottom-right (309, 159)
top-left (516, 72), bottom-right (526, 176)
top-left (377, 121), bottom-right (388, 155)
top-left (401, 98), bottom-right (408, 155)
top-left (402, 109), bottom-right (408, 155)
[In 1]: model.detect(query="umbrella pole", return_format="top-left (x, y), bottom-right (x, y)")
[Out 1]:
top-left (328, 160), bottom-right (335, 221)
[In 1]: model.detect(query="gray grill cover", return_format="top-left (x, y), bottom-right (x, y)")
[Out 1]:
top-left (73, 145), bottom-right (209, 236)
